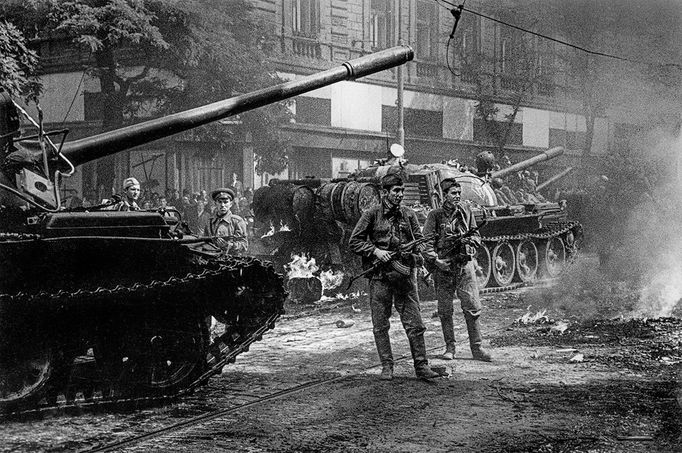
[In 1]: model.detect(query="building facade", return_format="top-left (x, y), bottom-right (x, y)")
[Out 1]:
top-left (27, 0), bottom-right (651, 199)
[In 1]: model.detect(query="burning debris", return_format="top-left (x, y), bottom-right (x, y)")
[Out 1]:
top-left (319, 269), bottom-right (344, 292)
top-left (286, 254), bottom-right (319, 279)
top-left (515, 307), bottom-right (550, 325)
top-left (260, 221), bottom-right (291, 239)
top-left (514, 307), bottom-right (569, 335)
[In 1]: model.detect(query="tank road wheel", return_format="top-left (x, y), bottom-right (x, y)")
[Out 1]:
top-left (473, 244), bottom-right (491, 288)
top-left (540, 237), bottom-right (566, 278)
top-left (515, 240), bottom-right (538, 283)
top-left (143, 319), bottom-right (208, 392)
top-left (95, 316), bottom-right (208, 396)
top-left (491, 242), bottom-right (516, 287)
top-left (0, 341), bottom-right (57, 412)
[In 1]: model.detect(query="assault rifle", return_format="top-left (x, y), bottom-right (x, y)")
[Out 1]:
top-left (346, 234), bottom-right (435, 289)
top-left (424, 219), bottom-right (487, 276)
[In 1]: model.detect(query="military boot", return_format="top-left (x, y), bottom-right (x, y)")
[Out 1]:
top-left (374, 333), bottom-right (394, 379)
top-left (380, 364), bottom-right (394, 381)
top-left (409, 334), bottom-right (440, 379)
top-left (439, 315), bottom-right (457, 360)
top-left (465, 315), bottom-right (493, 362)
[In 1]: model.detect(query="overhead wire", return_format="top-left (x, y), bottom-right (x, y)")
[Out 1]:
top-left (436, 0), bottom-right (682, 70)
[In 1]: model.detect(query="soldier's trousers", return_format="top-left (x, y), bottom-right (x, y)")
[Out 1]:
top-left (433, 261), bottom-right (484, 349)
top-left (433, 260), bottom-right (482, 319)
top-left (369, 273), bottom-right (428, 369)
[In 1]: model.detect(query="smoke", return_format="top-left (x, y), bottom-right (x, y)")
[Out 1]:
top-left (532, 129), bottom-right (682, 319)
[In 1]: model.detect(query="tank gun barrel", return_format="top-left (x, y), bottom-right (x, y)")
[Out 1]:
top-left (61, 46), bottom-right (414, 166)
top-left (490, 146), bottom-right (564, 180)
top-left (536, 166), bottom-right (574, 191)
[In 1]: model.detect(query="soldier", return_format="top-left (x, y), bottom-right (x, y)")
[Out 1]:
top-left (204, 187), bottom-right (248, 254)
top-left (349, 170), bottom-right (440, 381)
top-left (111, 177), bottom-right (141, 211)
top-left (422, 178), bottom-right (492, 362)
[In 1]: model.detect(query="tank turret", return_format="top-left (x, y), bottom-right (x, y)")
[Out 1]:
top-left (0, 46), bottom-right (414, 414)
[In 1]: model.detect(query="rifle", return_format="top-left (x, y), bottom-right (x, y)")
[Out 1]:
top-left (346, 233), bottom-right (435, 289)
top-left (425, 219), bottom-right (487, 276)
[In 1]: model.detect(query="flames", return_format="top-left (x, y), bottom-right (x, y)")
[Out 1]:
top-left (260, 221), bottom-right (291, 238)
top-left (319, 269), bottom-right (344, 291)
top-left (286, 254), bottom-right (319, 279)
top-left (285, 254), bottom-right (351, 302)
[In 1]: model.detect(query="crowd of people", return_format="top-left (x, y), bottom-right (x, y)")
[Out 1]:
top-left (64, 175), bottom-right (255, 234)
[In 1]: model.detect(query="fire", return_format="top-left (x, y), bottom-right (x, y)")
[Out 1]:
top-left (319, 269), bottom-right (344, 291)
top-left (637, 254), bottom-right (682, 318)
top-left (260, 222), bottom-right (275, 238)
top-left (516, 307), bottom-right (549, 325)
top-left (279, 221), bottom-right (291, 232)
top-left (285, 254), bottom-right (319, 279)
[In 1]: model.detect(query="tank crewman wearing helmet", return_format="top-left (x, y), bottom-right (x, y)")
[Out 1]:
top-left (349, 169), bottom-right (440, 381)
top-left (110, 177), bottom-right (141, 211)
top-left (422, 178), bottom-right (492, 362)
top-left (204, 187), bottom-right (248, 254)
top-left (475, 151), bottom-right (496, 178)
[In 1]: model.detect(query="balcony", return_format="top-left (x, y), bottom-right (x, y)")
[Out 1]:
top-left (291, 34), bottom-right (321, 59)
top-left (416, 60), bottom-right (439, 79)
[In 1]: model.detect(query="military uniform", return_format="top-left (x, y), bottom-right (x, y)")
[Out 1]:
top-left (423, 197), bottom-right (491, 362)
top-left (205, 187), bottom-right (248, 254)
top-left (349, 178), bottom-right (439, 380)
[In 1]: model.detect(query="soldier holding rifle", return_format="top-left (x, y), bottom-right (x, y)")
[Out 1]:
top-left (422, 178), bottom-right (492, 362)
top-left (349, 169), bottom-right (440, 381)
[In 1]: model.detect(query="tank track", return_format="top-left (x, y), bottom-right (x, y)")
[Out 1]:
top-left (481, 220), bottom-right (582, 245)
top-left (0, 255), bottom-right (287, 418)
top-left (476, 220), bottom-right (583, 288)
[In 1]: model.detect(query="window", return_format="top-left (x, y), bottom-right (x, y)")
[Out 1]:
top-left (293, 0), bottom-right (320, 37)
top-left (416, 0), bottom-right (438, 60)
top-left (382, 106), bottom-right (443, 138)
top-left (536, 39), bottom-right (555, 96)
top-left (473, 119), bottom-right (523, 146)
top-left (548, 128), bottom-right (586, 150)
top-left (456, 16), bottom-right (481, 83)
top-left (295, 97), bottom-right (331, 126)
top-left (370, 0), bottom-right (395, 50)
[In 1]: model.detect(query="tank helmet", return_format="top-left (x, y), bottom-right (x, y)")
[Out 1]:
top-left (380, 173), bottom-right (404, 189)
top-left (123, 177), bottom-right (140, 190)
top-left (440, 178), bottom-right (460, 193)
top-left (380, 166), bottom-right (405, 189)
top-left (211, 187), bottom-right (235, 201)
top-left (475, 151), bottom-right (495, 173)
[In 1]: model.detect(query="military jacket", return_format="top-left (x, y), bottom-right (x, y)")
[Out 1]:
top-left (422, 202), bottom-right (481, 264)
top-left (349, 200), bottom-right (424, 269)
top-left (204, 212), bottom-right (249, 253)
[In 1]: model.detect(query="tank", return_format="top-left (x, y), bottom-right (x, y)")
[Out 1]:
top-left (253, 146), bottom-right (582, 291)
top-left (0, 45), bottom-right (414, 413)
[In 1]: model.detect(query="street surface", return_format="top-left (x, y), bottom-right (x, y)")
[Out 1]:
top-left (1, 263), bottom-right (681, 452)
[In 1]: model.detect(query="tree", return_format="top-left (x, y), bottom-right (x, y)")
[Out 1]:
top-left (5, 0), bottom-right (291, 190)
top-left (453, 0), bottom-right (544, 156)
top-left (0, 20), bottom-right (40, 100)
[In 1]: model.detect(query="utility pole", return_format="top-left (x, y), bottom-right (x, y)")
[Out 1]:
top-left (396, 0), bottom-right (404, 147)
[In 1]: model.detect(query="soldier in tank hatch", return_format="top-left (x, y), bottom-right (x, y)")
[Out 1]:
top-left (422, 178), bottom-right (492, 363)
top-left (109, 177), bottom-right (141, 211)
top-left (204, 187), bottom-right (248, 254)
top-left (349, 169), bottom-right (441, 381)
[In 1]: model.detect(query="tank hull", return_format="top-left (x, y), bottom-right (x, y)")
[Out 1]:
top-left (252, 149), bottom-right (583, 291)
top-left (0, 211), bottom-right (286, 413)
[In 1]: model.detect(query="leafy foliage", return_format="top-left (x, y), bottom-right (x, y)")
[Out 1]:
top-left (5, 0), bottom-right (291, 175)
top-left (0, 20), bottom-right (40, 101)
